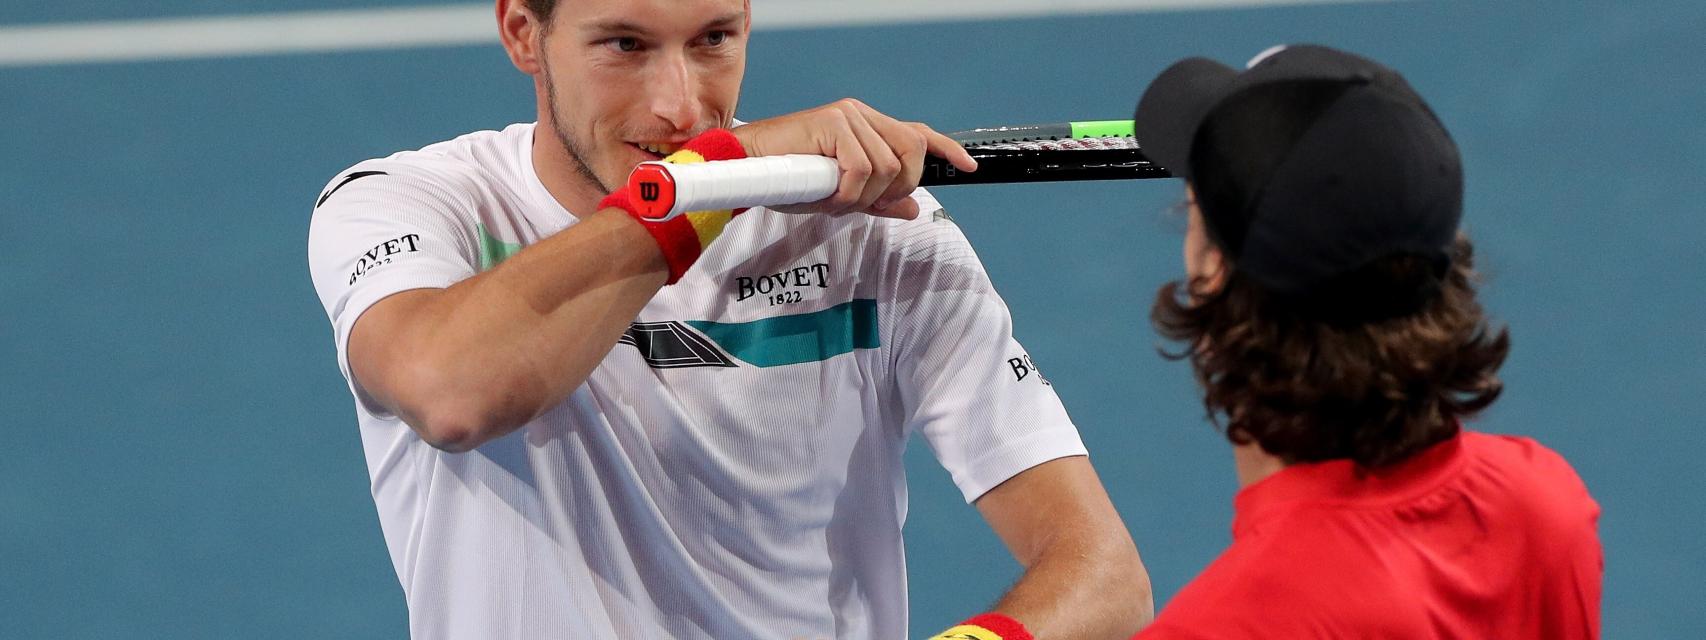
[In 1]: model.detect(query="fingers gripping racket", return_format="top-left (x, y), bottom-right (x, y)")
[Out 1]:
top-left (625, 119), bottom-right (1170, 220)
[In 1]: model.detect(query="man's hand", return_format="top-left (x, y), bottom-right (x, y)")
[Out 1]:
top-left (732, 99), bottom-right (978, 219)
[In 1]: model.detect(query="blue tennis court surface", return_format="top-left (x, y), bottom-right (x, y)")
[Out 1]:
top-left (3, 1), bottom-right (1702, 637)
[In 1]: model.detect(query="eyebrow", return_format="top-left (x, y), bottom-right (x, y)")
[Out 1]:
top-left (583, 12), bottom-right (747, 36)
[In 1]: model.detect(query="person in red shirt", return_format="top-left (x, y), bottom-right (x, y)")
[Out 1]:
top-left (1128, 44), bottom-right (1603, 639)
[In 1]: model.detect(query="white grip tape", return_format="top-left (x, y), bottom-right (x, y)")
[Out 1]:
top-left (652, 154), bottom-right (840, 219)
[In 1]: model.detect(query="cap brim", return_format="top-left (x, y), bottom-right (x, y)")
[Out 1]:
top-left (1133, 57), bottom-right (1239, 179)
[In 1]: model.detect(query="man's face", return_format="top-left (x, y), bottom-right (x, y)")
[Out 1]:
top-left (536, 0), bottom-right (749, 193)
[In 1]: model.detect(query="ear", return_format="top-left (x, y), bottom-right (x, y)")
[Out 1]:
top-left (744, 0), bottom-right (753, 31)
top-left (1185, 185), bottom-right (1231, 297)
top-left (497, 0), bottom-right (544, 75)
top-left (1198, 238), bottom-right (1229, 296)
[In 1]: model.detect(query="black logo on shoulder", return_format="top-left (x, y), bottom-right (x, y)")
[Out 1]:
top-left (619, 321), bottom-right (736, 368)
top-left (1008, 353), bottom-right (1050, 386)
top-left (317, 170), bottom-right (388, 208)
top-left (348, 234), bottom-right (421, 285)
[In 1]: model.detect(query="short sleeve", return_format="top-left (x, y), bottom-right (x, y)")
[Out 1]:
top-left (306, 161), bottom-right (483, 416)
top-left (884, 196), bottom-right (1087, 503)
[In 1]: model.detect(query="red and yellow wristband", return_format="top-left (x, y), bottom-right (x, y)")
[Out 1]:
top-left (928, 613), bottom-right (1033, 640)
top-left (599, 128), bottom-right (748, 284)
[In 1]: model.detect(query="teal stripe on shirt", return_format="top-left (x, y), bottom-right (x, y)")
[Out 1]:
top-left (686, 299), bottom-right (879, 368)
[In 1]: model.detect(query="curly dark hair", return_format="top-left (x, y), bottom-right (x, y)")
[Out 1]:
top-left (1152, 235), bottom-right (1510, 469)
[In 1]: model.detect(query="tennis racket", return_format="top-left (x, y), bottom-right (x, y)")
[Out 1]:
top-left (625, 119), bottom-right (1170, 220)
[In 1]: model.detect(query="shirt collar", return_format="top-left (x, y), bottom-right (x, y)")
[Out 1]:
top-left (517, 122), bottom-right (580, 235)
top-left (1231, 431), bottom-right (1469, 538)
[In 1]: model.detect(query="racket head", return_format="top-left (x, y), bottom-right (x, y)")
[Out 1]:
top-left (947, 119), bottom-right (1136, 145)
top-left (926, 119), bottom-right (1171, 185)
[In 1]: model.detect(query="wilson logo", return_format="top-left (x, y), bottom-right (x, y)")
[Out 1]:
top-left (639, 182), bottom-right (660, 201)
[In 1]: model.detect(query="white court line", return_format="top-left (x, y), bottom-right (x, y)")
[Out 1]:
top-left (0, 0), bottom-right (1391, 67)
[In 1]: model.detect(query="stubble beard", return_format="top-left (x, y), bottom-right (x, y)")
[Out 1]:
top-left (541, 62), bottom-right (617, 195)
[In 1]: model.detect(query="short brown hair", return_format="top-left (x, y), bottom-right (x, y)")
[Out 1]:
top-left (1152, 235), bottom-right (1510, 468)
top-left (523, 0), bottom-right (559, 26)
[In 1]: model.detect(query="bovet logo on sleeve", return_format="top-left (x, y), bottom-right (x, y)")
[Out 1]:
top-left (348, 234), bottom-right (422, 285)
top-left (1008, 353), bottom-right (1051, 386)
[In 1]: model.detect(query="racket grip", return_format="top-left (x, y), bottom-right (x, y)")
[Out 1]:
top-left (625, 155), bottom-right (841, 220)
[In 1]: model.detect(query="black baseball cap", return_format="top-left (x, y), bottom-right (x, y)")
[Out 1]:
top-left (1134, 45), bottom-right (1463, 309)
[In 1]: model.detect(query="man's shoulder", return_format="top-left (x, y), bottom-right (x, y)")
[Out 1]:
top-left (411, 123), bottom-right (533, 166)
top-left (1459, 430), bottom-right (1599, 530)
top-left (726, 187), bottom-right (954, 248)
top-left (1462, 430), bottom-right (1572, 469)
top-left (320, 124), bottom-right (532, 195)
top-left (858, 187), bottom-right (969, 253)
top-left (690, 188), bottom-right (977, 305)
top-left (1460, 432), bottom-right (1589, 495)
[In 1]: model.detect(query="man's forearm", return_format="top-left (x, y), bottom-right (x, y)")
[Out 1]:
top-left (989, 535), bottom-right (1154, 639)
top-left (964, 457), bottom-right (1154, 639)
top-left (351, 207), bottom-right (667, 450)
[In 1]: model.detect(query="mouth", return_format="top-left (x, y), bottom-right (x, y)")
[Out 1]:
top-left (630, 141), bottom-right (682, 160)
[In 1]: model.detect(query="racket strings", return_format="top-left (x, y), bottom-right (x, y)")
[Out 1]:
top-left (970, 136), bottom-right (1143, 152)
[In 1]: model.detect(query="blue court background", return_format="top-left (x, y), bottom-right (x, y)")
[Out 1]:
top-left (3, 1), bottom-right (1702, 637)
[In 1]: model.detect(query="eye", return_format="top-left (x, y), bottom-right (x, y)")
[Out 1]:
top-left (605, 37), bottom-right (640, 53)
top-left (703, 30), bottom-right (729, 46)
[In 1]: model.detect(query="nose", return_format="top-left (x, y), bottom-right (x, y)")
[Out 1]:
top-left (650, 52), bottom-right (699, 133)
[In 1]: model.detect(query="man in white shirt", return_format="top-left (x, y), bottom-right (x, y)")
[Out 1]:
top-left (306, 1), bottom-right (1150, 638)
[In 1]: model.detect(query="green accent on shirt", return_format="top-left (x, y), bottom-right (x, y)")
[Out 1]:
top-left (687, 299), bottom-right (880, 368)
top-left (477, 224), bottom-right (523, 271)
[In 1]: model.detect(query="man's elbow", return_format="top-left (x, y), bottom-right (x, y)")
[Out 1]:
top-left (1078, 532), bottom-right (1154, 632)
top-left (393, 368), bottom-right (537, 452)
top-left (1126, 568), bottom-right (1157, 629)
top-left (400, 399), bottom-right (508, 452)
top-left (410, 412), bottom-right (485, 453)
top-left (1114, 546), bottom-right (1156, 630)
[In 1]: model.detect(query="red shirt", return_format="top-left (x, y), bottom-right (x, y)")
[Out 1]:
top-left (1136, 431), bottom-right (1601, 639)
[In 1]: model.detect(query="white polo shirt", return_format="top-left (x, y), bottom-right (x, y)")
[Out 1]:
top-left (307, 123), bottom-right (1086, 640)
